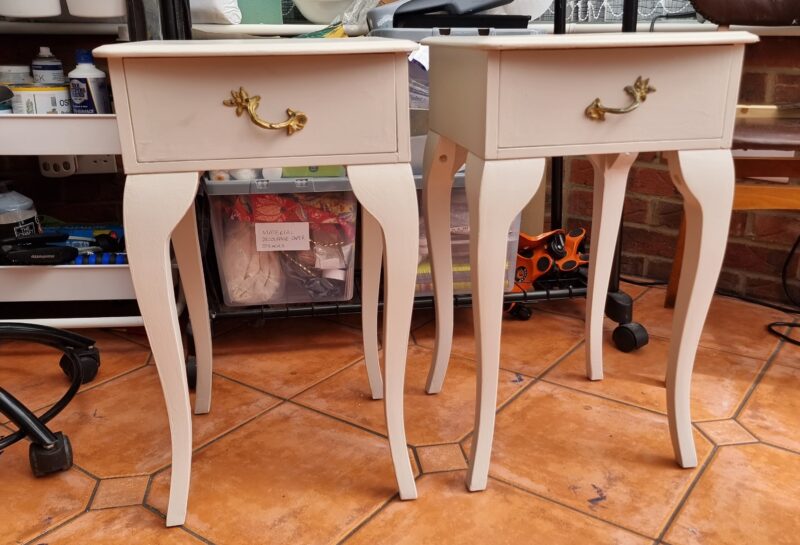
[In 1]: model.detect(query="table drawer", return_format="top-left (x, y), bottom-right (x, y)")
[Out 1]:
top-left (497, 45), bottom-right (740, 154)
top-left (122, 54), bottom-right (400, 166)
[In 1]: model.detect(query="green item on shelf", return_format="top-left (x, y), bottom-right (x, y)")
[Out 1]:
top-left (282, 165), bottom-right (347, 178)
top-left (238, 0), bottom-right (283, 24)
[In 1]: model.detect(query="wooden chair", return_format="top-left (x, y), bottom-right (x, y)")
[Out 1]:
top-left (664, 0), bottom-right (800, 308)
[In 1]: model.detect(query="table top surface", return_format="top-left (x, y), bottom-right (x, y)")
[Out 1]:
top-left (422, 31), bottom-right (758, 50)
top-left (94, 37), bottom-right (418, 58)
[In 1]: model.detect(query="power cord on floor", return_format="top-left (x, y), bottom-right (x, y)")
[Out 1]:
top-left (619, 276), bottom-right (668, 287)
top-left (618, 233), bottom-right (800, 346)
top-left (771, 233), bottom-right (800, 346)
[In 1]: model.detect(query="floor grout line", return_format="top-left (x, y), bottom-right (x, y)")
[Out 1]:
top-left (6, 304), bottom-right (798, 544)
top-left (538, 377), bottom-right (677, 420)
top-left (287, 399), bottom-right (390, 442)
top-left (488, 474), bottom-right (658, 542)
top-left (750, 438), bottom-right (800, 458)
top-left (18, 361), bottom-right (152, 420)
top-left (653, 446), bottom-right (720, 544)
top-left (334, 491), bottom-right (402, 545)
top-left (208, 371), bottom-right (289, 401)
top-left (732, 334), bottom-right (787, 420)
top-left (288, 355), bottom-right (368, 400)
top-left (143, 400), bottom-right (289, 489)
top-left (22, 511), bottom-right (87, 545)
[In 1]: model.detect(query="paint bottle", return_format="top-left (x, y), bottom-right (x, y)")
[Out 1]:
top-left (0, 182), bottom-right (41, 240)
top-left (32, 47), bottom-right (65, 84)
top-left (68, 49), bottom-right (111, 114)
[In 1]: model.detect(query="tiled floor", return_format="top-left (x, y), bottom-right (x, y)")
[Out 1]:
top-left (2, 287), bottom-right (799, 545)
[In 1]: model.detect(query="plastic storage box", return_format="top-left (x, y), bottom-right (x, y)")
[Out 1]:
top-left (415, 173), bottom-right (520, 297)
top-left (206, 177), bottom-right (356, 307)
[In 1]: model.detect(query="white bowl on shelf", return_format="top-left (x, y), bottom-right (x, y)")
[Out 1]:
top-left (66, 0), bottom-right (126, 18)
top-left (0, 0), bottom-right (61, 17)
top-left (292, 0), bottom-right (352, 24)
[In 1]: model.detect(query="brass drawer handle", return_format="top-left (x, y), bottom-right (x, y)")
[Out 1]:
top-left (224, 87), bottom-right (307, 135)
top-left (585, 77), bottom-right (656, 121)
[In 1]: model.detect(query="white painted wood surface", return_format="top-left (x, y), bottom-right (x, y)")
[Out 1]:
top-left (428, 35), bottom-right (748, 160)
top-left (104, 40), bottom-right (421, 525)
top-left (0, 115), bottom-right (121, 155)
top-left (123, 171), bottom-right (200, 527)
top-left (462, 155), bottom-right (546, 492)
top-left (585, 153), bottom-right (637, 381)
top-left (123, 55), bottom-right (399, 164)
top-left (348, 162), bottom-right (419, 501)
top-left (664, 149), bottom-right (735, 467)
top-left (422, 131), bottom-right (467, 394)
top-left (497, 47), bottom-right (733, 149)
top-left (0, 265), bottom-right (134, 302)
top-left (100, 51), bottom-right (412, 175)
top-left (422, 31), bottom-right (758, 50)
top-left (172, 202), bottom-right (213, 415)
top-left (423, 32), bottom-right (753, 492)
top-left (94, 37), bottom-right (417, 57)
top-left (360, 208), bottom-right (384, 401)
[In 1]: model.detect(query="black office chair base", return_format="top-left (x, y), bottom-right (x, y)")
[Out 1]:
top-left (29, 432), bottom-right (73, 477)
top-left (0, 323), bottom-right (99, 477)
top-left (605, 290), bottom-right (650, 352)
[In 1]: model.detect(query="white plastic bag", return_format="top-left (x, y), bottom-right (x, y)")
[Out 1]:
top-left (190, 0), bottom-right (242, 24)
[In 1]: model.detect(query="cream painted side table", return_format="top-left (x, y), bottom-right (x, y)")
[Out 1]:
top-left (415, 32), bottom-right (758, 491)
top-left (95, 38), bottom-right (420, 526)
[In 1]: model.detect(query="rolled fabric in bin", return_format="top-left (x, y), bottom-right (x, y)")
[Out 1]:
top-left (221, 217), bottom-right (284, 305)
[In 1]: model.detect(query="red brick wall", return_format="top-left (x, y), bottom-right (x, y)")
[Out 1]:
top-left (563, 36), bottom-right (800, 304)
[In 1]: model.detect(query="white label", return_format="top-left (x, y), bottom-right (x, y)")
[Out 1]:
top-left (255, 222), bottom-right (310, 251)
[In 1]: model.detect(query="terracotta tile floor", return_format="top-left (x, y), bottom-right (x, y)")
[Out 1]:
top-left (1, 287), bottom-right (799, 545)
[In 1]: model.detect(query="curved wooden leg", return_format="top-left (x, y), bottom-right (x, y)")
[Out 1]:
top-left (361, 209), bottom-right (384, 400)
top-left (665, 149), bottom-right (735, 468)
top-left (585, 153), bottom-right (637, 381)
top-left (664, 215), bottom-right (686, 309)
top-left (465, 155), bottom-right (546, 492)
top-left (173, 201), bottom-right (213, 415)
top-left (422, 131), bottom-right (467, 394)
top-left (348, 163), bottom-right (419, 500)
top-left (124, 172), bottom-right (199, 526)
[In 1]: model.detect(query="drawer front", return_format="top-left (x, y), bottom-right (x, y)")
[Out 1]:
top-left (123, 54), bottom-right (400, 165)
top-left (497, 45), bottom-right (739, 153)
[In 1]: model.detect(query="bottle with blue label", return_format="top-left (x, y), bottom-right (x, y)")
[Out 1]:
top-left (68, 50), bottom-right (111, 114)
top-left (32, 47), bottom-right (65, 85)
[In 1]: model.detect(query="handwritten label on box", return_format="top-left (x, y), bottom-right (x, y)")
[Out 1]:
top-left (255, 222), bottom-right (310, 251)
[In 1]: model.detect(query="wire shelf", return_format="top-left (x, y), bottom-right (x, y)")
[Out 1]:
top-left (534, 0), bottom-right (694, 23)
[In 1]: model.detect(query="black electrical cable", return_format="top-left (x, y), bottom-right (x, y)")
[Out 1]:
top-left (619, 234), bottom-right (800, 346)
top-left (768, 233), bottom-right (800, 346)
top-left (620, 276), bottom-right (668, 287)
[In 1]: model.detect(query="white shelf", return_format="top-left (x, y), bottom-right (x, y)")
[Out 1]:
top-left (0, 114), bottom-right (121, 155)
top-left (0, 264), bottom-right (135, 302)
top-left (0, 21), bottom-right (122, 35)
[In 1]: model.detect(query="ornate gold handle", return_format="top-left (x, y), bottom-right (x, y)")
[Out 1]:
top-left (585, 77), bottom-right (656, 121)
top-left (223, 87), bottom-right (307, 135)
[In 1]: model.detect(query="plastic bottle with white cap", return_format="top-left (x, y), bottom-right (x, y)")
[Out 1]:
top-left (32, 47), bottom-right (65, 85)
top-left (68, 49), bottom-right (111, 114)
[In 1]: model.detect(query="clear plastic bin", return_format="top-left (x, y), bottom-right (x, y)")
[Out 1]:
top-left (207, 177), bottom-right (356, 306)
top-left (415, 174), bottom-right (520, 297)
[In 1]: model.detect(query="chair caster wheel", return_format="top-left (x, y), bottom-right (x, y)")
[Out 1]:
top-left (508, 304), bottom-right (532, 321)
top-left (186, 355), bottom-right (197, 390)
top-left (59, 348), bottom-right (100, 385)
top-left (612, 322), bottom-right (649, 353)
top-left (29, 432), bottom-right (73, 477)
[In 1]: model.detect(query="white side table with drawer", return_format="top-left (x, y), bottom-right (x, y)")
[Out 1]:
top-left (95, 38), bottom-right (420, 526)
top-left (416, 32), bottom-right (758, 492)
